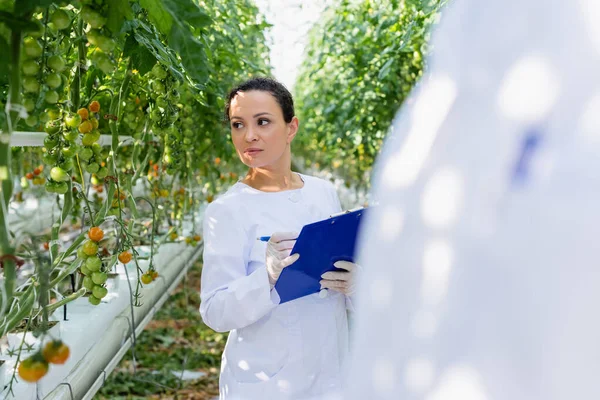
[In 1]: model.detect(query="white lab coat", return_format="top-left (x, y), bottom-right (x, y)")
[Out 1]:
top-left (345, 0), bottom-right (600, 399)
top-left (200, 173), bottom-right (351, 399)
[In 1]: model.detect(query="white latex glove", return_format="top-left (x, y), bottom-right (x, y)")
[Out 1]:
top-left (266, 231), bottom-right (300, 287)
top-left (320, 261), bottom-right (358, 296)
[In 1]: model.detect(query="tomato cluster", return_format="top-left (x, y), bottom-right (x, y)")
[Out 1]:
top-left (78, 227), bottom-right (108, 305)
top-left (18, 340), bottom-right (70, 383)
top-left (141, 269), bottom-right (159, 285)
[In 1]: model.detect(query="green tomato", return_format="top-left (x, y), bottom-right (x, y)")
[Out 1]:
top-left (47, 55), bottom-right (66, 72)
top-left (45, 90), bottom-right (59, 104)
top-left (50, 166), bottom-right (70, 182)
top-left (22, 60), bottom-right (39, 76)
top-left (46, 107), bottom-right (61, 120)
top-left (44, 135), bottom-right (59, 148)
top-left (81, 6), bottom-right (106, 29)
top-left (50, 9), bottom-right (71, 30)
top-left (91, 142), bottom-right (102, 155)
top-left (79, 147), bottom-right (93, 161)
top-left (87, 28), bottom-right (116, 51)
top-left (151, 80), bottom-right (165, 94)
top-left (91, 271), bottom-right (108, 285)
top-left (80, 264), bottom-right (92, 275)
top-left (86, 256), bottom-right (102, 272)
top-left (22, 76), bottom-right (40, 93)
top-left (91, 51), bottom-right (115, 74)
top-left (55, 181), bottom-right (68, 194)
top-left (95, 166), bottom-right (108, 179)
top-left (23, 37), bottom-right (43, 58)
top-left (44, 119), bottom-right (61, 134)
top-left (20, 177), bottom-right (29, 189)
top-left (77, 246), bottom-right (89, 260)
top-left (84, 162), bottom-right (99, 174)
top-left (63, 129), bottom-right (79, 142)
top-left (58, 158), bottom-right (74, 171)
top-left (45, 73), bottom-right (62, 89)
top-left (88, 295), bottom-right (101, 305)
top-left (61, 145), bottom-right (77, 158)
top-left (25, 115), bottom-right (38, 127)
top-left (92, 285), bottom-right (108, 299)
top-left (45, 181), bottom-right (56, 193)
top-left (83, 276), bottom-right (95, 291)
top-left (150, 109), bottom-right (162, 122)
top-left (156, 95), bottom-right (168, 108)
top-left (23, 97), bottom-right (36, 112)
top-left (151, 63), bottom-right (167, 80)
top-left (82, 131), bottom-right (100, 146)
top-left (43, 152), bottom-right (58, 165)
top-left (65, 113), bottom-right (82, 128)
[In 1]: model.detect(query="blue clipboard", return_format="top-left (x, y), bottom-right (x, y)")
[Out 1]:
top-left (274, 208), bottom-right (367, 304)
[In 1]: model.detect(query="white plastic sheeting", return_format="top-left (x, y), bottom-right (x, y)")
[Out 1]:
top-left (346, 0), bottom-right (600, 399)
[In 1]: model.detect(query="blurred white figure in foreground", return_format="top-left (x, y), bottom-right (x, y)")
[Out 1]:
top-left (346, 0), bottom-right (600, 399)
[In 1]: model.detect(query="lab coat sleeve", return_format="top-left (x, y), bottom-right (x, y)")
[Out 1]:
top-left (325, 181), bottom-right (356, 312)
top-left (200, 201), bottom-right (278, 332)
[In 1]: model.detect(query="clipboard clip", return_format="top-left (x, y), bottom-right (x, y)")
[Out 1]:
top-left (329, 206), bottom-right (365, 219)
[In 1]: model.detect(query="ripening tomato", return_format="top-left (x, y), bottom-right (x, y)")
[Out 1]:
top-left (118, 251), bottom-right (132, 264)
top-left (88, 226), bottom-right (104, 242)
top-left (18, 355), bottom-right (48, 382)
top-left (77, 108), bottom-right (89, 121)
top-left (42, 340), bottom-right (70, 364)
top-left (89, 100), bottom-right (100, 113)
top-left (141, 273), bottom-right (153, 284)
top-left (82, 240), bottom-right (98, 256)
top-left (78, 120), bottom-right (92, 134)
top-left (65, 113), bottom-right (81, 128)
top-left (25, 172), bottom-right (34, 180)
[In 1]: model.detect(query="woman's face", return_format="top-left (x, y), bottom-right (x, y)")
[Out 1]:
top-left (228, 90), bottom-right (298, 169)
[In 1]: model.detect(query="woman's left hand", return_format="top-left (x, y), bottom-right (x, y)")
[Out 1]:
top-left (320, 261), bottom-right (358, 296)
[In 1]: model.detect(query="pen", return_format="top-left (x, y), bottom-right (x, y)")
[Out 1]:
top-left (256, 236), bottom-right (297, 242)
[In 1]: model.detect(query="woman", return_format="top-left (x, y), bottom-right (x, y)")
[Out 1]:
top-left (200, 77), bottom-right (358, 399)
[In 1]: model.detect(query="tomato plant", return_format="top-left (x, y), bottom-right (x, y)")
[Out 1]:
top-left (294, 0), bottom-right (447, 186)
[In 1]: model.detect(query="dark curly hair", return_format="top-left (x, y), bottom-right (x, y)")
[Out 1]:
top-left (224, 77), bottom-right (295, 123)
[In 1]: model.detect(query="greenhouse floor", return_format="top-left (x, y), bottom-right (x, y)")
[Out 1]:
top-left (94, 260), bottom-right (225, 400)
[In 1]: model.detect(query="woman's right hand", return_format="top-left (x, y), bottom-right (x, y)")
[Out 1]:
top-left (266, 232), bottom-right (300, 287)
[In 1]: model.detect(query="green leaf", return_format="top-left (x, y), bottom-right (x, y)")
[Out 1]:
top-left (0, 11), bottom-right (38, 32)
top-left (123, 33), bottom-right (156, 76)
top-left (162, 0), bottom-right (212, 30)
top-left (105, 0), bottom-right (134, 35)
top-left (378, 58), bottom-right (394, 80)
top-left (132, 21), bottom-right (184, 80)
top-left (168, 24), bottom-right (208, 84)
top-left (139, 0), bottom-right (173, 37)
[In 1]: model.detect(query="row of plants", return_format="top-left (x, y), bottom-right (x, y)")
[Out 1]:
top-left (294, 0), bottom-right (447, 186)
top-left (0, 0), bottom-right (269, 393)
